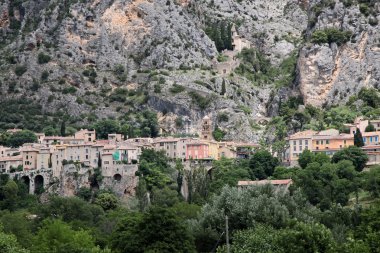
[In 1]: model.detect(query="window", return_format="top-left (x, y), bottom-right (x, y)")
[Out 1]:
top-left (344, 140), bottom-right (346, 144)
top-left (326, 140), bottom-right (329, 144)
top-left (160, 143), bottom-right (164, 146)
top-left (363, 137), bottom-right (367, 143)
top-left (293, 141), bottom-right (296, 146)
top-left (321, 140), bottom-right (324, 145)
top-left (293, 146), bottom-right (296, 151)
top-left (305, 140), bottom-right (308, 145)
top-left (316, 140), bottom-right (319, 145)
top-left (104, 161), bottom-right (109, 165)
top-left (86, 155), bottom-right (88, 159)
top-left (370, 137), bottom-right (373, 143)
top-left (299, 140), bottom-right (303, 145)
top-left (376, 136), bottom-right (379, 142)
top-left (299, 146), bottom-right (303, 151)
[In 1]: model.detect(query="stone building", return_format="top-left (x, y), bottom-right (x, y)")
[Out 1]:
top-left (200, 116), bottom-right (213, 140)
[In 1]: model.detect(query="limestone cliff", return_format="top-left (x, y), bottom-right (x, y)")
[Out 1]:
top-left (0, 0), bottom-right (378, 141)
top-left (298, 1), bottom-right (380, 107)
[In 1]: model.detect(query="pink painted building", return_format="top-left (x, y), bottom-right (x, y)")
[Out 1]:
top-left (186, 142), bottom-right (209, 160)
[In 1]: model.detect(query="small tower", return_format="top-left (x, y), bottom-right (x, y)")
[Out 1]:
top-left (201, 115), bottom-right (213, 140)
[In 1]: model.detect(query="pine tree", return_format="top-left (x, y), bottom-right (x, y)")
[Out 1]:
top-left (354, 128), bottom-right (364, 147)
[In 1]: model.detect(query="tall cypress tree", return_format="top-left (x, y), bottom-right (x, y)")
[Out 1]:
top-left (354, 128), bottom-right (365, 147)
top-left (60, 120), bottom-right (66, 137)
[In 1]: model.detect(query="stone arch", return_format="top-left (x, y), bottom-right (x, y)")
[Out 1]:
top-left (20, 176), bottom-right (30, 194)
top-left (34, 175), bottom-right (44, 194)
top-left (113, 174), bottom-right (122, 182)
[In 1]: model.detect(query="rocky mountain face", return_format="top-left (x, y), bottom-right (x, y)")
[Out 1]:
top-left (0, 0), bottom-right (378, 141)
top-left (298, 0), bottom-right (380, 107)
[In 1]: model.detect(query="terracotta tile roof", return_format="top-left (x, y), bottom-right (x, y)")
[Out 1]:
top-left (288, 130), bottom-right (317, 139)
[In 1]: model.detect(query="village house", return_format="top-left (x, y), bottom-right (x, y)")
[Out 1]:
top-left (0, 156), bottom-right (22, 173)
top-left (362, 145), bottom-right (380, 166)
top-left (370, 119), bottom-right (380, 131)
top-left (75, 129), bottom-right (96, 142)
top-left (287, 130), bottom-right (316, 166)
top-left (312, 129), bottom-right (354, 156)
top-left (108, 133), bottom-right (125, 142)
top-left (217, 142), bottom-right (237, 159)
top-left (186, 141), bottom-right (210, 160)
top-left (344, 117), bottom-right (369, 135)
top-left (362, 131), bottom-right (380, 146)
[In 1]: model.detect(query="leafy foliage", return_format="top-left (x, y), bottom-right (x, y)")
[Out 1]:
top-left (332, 146), bottom-right (368, 172)
top-left (312, 28), bottom-right (352, 45)
top-left (204, 21), bottom-right (232, 52)
top-left (249, 149), bottom-right (279, 179)
top-left (111, 207), bottom-right (196, 253)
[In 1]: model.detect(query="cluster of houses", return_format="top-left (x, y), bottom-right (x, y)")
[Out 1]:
top-left (286, 117), bottom-right (380, 166)
top-left (2, 116), bottom-right (380, 180)
top-left (0, 117), bottom-right (258, 176)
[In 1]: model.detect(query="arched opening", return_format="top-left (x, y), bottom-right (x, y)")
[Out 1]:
top-left (34, 175), bottom-right (44, 194)
top-left (113, 174), bottom-right (122, 182)
top-left (20, 176), bottom-right (30, 194)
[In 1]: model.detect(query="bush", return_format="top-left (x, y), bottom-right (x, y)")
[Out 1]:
top-left (217, 112), bottom-right (229, 122)
top-left (37, 52), bottom-right (51, 64)
top-left (109, 88), bottom-right (128, 102)
top-left (62, 86), bottom-right (77, 94)
top-left (169, 84), bottom-right (185, 94)
top-left (312, 28), bottom-right (352, 45)
top-left (369, 17), bottom-right (378, 26)
top-left (14, 65), bottom-right (27, 76)
top-left (212, 127), bottom-right (226, 141)
top-left (359, 4), bottom-right (370, 16)
top-left (114, 64), bottom-right (127, 82)
top-left (41, 71), bottom-right (49, 81)
top-left (188, 91), bottom-right (212, 110)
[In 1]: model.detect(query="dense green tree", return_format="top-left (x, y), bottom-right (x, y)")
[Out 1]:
top-left (36, 197), bottom-right (104, 228)
top-left (76, 187), bottom-right (92, 201)
top-left (354, 128), bottom-right (365, 147)
top-left (111, 207), bottom-right (196, 253)
top-left (94, 193), bottom-right (118, 211)
top-left (198, 185), bottom-right (317, 233)
top-left (272, 166), bottom-right (300, 179)
top-left (332, 146), bottom-right (368, 172)
top-left (0, 211), bottom-right (33, 248)
top-left (295, 160), bottom-right (357, 209)
top-left (6, 130), bottom-right (37, 148)
top-left (0, 226), bottom-right (29, 253)
top-left (185, 165), bottom-right (210, 205)
top-left (249, 149), bottom-right (279, 179)
top-left (93, 120), bottom-right (121, 139)
top-left (365, 123), bottom-right (375, 132)
top-left (139, 110), bottom-right (159, 138)
top-left (358, 88), bottom-right (380, 108)
top-left (363, 166), bottom-right (380, 198)
top-left (150, 186), bottom-right (180, 207)
top-left (0, 180), bottom-right (19, 210)
top-left (221, 222), bottom-right (335, 253)
top-left (30, 219), bottom-right (107, 253)
top-left (137, 149), bottom-right (174, 191)
top-left (209, 158), bottom-right (250, 195)
top-left (212, 127), bottom-right (226, 141)
top-left (298, 149), bottom-right (315, 169)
